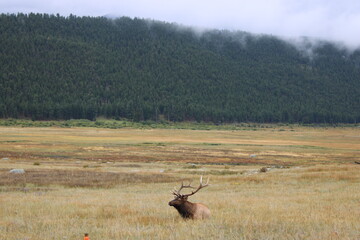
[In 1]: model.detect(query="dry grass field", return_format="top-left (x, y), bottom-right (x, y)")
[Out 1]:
top-left (0, 125), bottom-right (359, 239)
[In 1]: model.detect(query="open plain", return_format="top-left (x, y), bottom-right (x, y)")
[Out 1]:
top-left (0, 125), bottom-right (359, 239)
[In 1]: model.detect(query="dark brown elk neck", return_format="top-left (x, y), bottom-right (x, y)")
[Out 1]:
top-left (174, 201), bottom-right (196, 219)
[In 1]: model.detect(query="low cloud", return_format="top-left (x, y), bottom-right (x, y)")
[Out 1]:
top-left (1, 0), bottom-right (360, 48)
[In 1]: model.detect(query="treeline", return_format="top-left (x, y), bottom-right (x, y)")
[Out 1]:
top-left (0, 13), bottom-right (360, 123)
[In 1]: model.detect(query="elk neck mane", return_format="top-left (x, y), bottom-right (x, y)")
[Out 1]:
top-left (173, 201), bottom-right (196, 218)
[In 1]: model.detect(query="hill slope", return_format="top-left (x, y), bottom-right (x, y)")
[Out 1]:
top-left (1, 13), bottom-right (360, 123)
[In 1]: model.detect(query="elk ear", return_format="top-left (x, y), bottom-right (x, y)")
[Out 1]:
top-left (182, 196), bottom-right (188, 200)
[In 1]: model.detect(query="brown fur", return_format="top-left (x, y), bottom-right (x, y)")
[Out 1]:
top-left (168, 196), bottom-right (211, 220)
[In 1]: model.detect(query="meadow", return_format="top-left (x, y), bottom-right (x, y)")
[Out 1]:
top-left (0, 124), bottom-right (359, 239)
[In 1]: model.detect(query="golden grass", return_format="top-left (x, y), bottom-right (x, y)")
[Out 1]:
top-left (0, 126), bottom-right (360, 239)
top-left (1, 166), bottom-right (359, 240)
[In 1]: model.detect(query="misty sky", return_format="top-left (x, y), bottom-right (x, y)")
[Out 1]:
top-left (1, 0), bottom-right (360, 48)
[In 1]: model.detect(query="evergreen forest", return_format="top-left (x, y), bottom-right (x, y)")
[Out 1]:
top-left (1, 13), bottom-right (360, 123)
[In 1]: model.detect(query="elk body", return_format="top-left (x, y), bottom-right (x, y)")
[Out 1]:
top-left (168, 176), bottom-right (210, 220)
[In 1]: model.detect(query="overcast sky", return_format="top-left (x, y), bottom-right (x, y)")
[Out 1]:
top-left (1, 0), bottom-right (360, 48)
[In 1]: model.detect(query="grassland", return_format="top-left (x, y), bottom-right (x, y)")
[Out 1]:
top-left (0, 125), bottom-right (359, 239)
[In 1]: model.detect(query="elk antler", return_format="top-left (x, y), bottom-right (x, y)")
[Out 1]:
top-left (183, 176), bottom-right (210, 197)
top-left (172, 181), bottom-right (194, 197)
top-left (173, 176), bottom-right (209, 198)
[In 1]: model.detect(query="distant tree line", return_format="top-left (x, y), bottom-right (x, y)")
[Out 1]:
top-left (0, 13), bottom-right (360, 123)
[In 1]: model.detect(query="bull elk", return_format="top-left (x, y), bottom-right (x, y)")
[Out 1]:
top-left (168, 176), bottom-right (210, 219)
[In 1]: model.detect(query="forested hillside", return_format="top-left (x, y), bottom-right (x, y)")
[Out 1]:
top-left (1, 13), bottom-right (360, 123)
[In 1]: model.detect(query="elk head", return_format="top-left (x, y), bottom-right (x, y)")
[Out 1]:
top-left (169, 176), bottom-right (210, 219)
